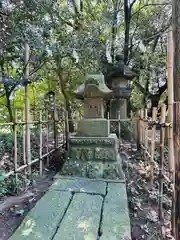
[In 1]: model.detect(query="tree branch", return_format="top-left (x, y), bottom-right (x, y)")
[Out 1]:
top-left (132, 3), bottom-right (170, 17)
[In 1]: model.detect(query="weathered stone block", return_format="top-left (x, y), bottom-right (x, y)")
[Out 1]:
top-left (100, 183), bottom-right (131, 240)
top-left (69, 135), bottom-right (116, 147)
top-left (53, 193), bottom-right (103, 240)
top-left (9, 191), bottom-right (72, 240)
top-left (77, 118), bottom-right (109, 137)
top-left (103, 154), bottom-right (124, 180)
top-left (87, 161), bottom-right (104, 178)
top-left (50, 177), bottom-right (107, 196)
top-left (69, 146), bottom-right (117, 162)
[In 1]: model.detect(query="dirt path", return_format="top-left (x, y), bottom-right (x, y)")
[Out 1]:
top-left (121, 143), bottom-right (173, 240)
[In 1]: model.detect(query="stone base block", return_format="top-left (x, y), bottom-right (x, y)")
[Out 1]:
top-left (61, 153), bottom-right (124, 180)
top-left (77, 118), bottom-right (109, 137)
top-left (69, 134), bottom-right (119, 162)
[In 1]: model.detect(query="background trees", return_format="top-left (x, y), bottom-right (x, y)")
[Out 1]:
top-left (0, 0), bottom-right (171, 121)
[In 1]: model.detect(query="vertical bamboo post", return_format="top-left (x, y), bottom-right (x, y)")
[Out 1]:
top-left (39, 110), bottom-right (43, 176)
top-left (62, 110), bottom-right (65, 146)
top-left (107, 112), bottom-right (110, 135)
top-left (159, 104), bottom-right (166, 224)
top-left (137, 110), bottom-right (141, 149)
top-left (53, 103), bottom-right (58, 149)
top-left (24, 43), bottom-right (31, 175)
top-left (140, 109), bottom-right (144, 147)
top-left (167, 28), bottom-right (175, 236)
top-left (65, 110), bottom-right (69, 152)
top-left (22, 108), bottom-right (26, 174)
top-left (167, 29), bottom-right (175, 179)
top-left (118, 111), bottom-right (121, 139)
top-left (144, 108), bottom-right (148, 161)
top-left (14, 110), bottom-right (18, 185)
top-left (150, 107), bottom-right (157, 188)
top-left (46, 110), bottom-right (49, 166)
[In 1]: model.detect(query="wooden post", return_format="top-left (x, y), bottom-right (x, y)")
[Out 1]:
top-left (136, 110), bottom-right (141, 149)
top-left (167, 28), bottom-right (175, 236)
top-left (144, 108), bottom-right (148, 161)
top-left (159, 104), bottom-right (166, 224)
top-left (46, 110), bottom-right (49, 166)
top-left (53, 106), bottom-right (58, 149)
top-left (150, 107), bottom-right (157, 189)
top-left (118, 110), bottom-right (121, 139)
top-left (24, 43), bottom-right (31, 175)
top-left (140, 109), bottom-right (144, 147)
top-left (14, 110), bottom-right (18, 185)
top-left (107, 112), bottom-right (110, 135)
top-left (39, 110), bottom-right (43, 176)
top-left (65, 110), bottom-right (69, 152)
top-left (22, 108), bottom-right (26, 174)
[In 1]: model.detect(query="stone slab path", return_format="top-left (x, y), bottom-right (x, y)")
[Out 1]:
top-left (10, 176), bottom-right (131, 240)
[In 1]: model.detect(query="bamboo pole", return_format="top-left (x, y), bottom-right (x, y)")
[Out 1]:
top-left (14, 110), bottom-right (18, 185)
top-left (46, 110), bottom-right (49, 167)
top-left (140, 109), bottom-right (144, 146)
top-left (22, 108), bottom-right (26, 174)
top-left (167, 28), bottom-right (176, 237)
top-left (150, 107), bottom-right (157, 188)
top-left (118, 110), bottom-right (121, 138)
top-left (65, 110), bottom-right (69, 152)
top-left (39, 110), bottom-right (43, 176)
top-left (24, 43), bottom-right (31, 175)
top-left (159, 104), bottom-right (166, 224)
top-left (144, 108), bottom-right (148, 161)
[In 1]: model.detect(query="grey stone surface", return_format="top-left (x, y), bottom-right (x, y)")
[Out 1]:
top-left (50, 177), bottom-right (107, 196)
top-left (9, 191), bottom-right (72, 240)
top-left (77, 119), bottom-right (109, 137)
top-left (53, 193), bottom-right (103, 240)
top-left (103, 154), bottom-right (125, 180)
top-left (100, 183), bottom-right (131, 240)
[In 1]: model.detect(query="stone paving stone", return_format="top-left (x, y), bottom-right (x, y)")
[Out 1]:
top-left (100, 183), bottom-right (131, 240)
top-left (50, 177), bottom-right (107, 196)
top-left (53, 193), bottom-right (103, 240)
top-left (9, 191), bottom-right (72, 240)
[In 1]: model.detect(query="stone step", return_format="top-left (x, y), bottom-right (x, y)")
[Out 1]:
top-left (9, 191), bottom-right (72, 240)
top-left (10, 177), bottom-right (131, 240)
top-left (50, 177), bottom-right (107, 196)
top-left (53, 193), bottom-right (103, 240)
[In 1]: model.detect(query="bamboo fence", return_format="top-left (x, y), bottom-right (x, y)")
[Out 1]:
top-left (1, 108), bottom-right (66, 181)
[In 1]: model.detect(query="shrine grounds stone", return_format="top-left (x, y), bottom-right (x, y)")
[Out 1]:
top-left (53, 193), bottom-right (103, 240)
top-left (9, 191), bottom-right (72, 240)
top-left (100, 183), bottom-right (131, 240)
top-left (10, 177), bottom-right (131, 240)
top-left (50, 177), bottom-right (106, 195)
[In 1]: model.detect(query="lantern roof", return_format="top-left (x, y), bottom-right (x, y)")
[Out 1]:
top-left (74, 73), bottom-right (112, 100)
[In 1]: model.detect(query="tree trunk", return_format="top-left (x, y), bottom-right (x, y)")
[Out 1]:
top-left (111, 1), bottom-right (118, 63)
top-left (0, 61), bottom-right (14, 122)
top-left (56, 68), bottom-right (74, 133)
top-left (124, 0), bottom-right (131, 64)
top-left (172, 0), bottom-right (180, 238)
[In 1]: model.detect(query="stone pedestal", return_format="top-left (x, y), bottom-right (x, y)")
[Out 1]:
top-left (61, 134), bottom-right (124, 180)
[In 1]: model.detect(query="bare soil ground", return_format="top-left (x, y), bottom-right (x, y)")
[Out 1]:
top-left (121, 143), bottom-right (174, 240)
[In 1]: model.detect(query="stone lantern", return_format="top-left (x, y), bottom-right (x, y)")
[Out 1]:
top-left (101, 55), bottom-right (135, 119)
top-left (74, 74), bottom-right (112, 137)
top-left (61, 73), bottom-right (124, 180)
top-left (105, 55), bottom-right (135, 120)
